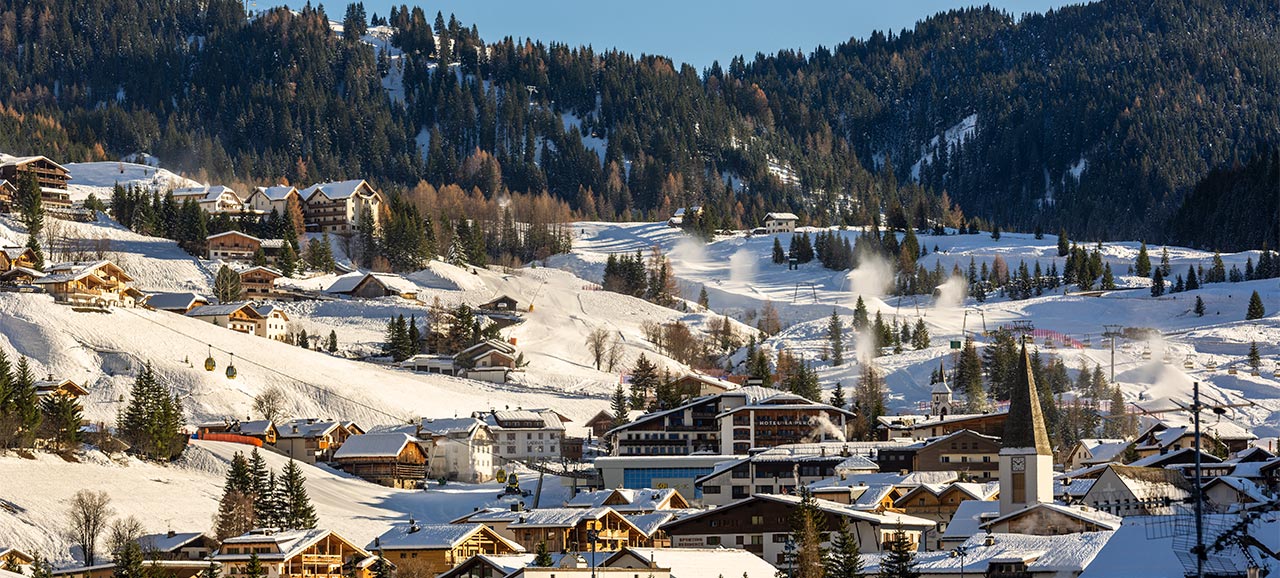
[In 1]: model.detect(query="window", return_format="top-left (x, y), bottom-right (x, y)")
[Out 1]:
top-left (732, 486), bottom-right (749, 499)
top-left (750, 535), bottom-right (763, 545)
top-left (706, 536), bottom-right (721, 546)
top-left (751, 515), bottom-right (764, 525)
top-left (703, 485), bottom-right (721, 494)
top-left (756, 485), bottom-right (773, 494)
top-left (773, 534), bottom-right (789, 543)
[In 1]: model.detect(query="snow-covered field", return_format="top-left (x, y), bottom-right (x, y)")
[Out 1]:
top-left (63, 161), bottom-right (201, 203)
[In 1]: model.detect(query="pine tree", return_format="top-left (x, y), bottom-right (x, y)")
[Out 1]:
top-left (957, 337), bottom-right (986, 412)
top-left (1247, 291), bottom-right (1265, 320)
top-left (9, 357), bottom-right (41, 447)
top-left (214, 265), bottom-right (243, 303)
top-left (786, 488), bottom-right (827, 578)
top-left (200, 562), bottom-right (220, 578)
top-left (533, 542), bottom-right (553, 567)
top-left (1104, 385), bottom-right (1127, 438)
top-left (1135, 242), bottom-right (1151, 277)
top-left (1186, 265), bottom-right (1200, 290)
top-left (1248, 341), bottom-right (1261, 372)
top-left (278, 242), bottom-right (297, 277)
top-left (610, 383), bottom-right (630, 427)
top-left (1057, 229), bottom-right (1069, 257)
top-left (826, 518), bottom-right (863, 578)
top-left (911, 318), bottom-right (930, 350)
top-left (279, 460), bottom-right (318, 529)
top-left (697, 286), bottom-right (710, 309)
top-left (1150, 269), bottom-right (1165, 297)
top-left (828, 310), bottom-right (845, 365)
top-left (1194, 296), bottom-right (1206, 317)
top-left (773, 237), bottom-right (787, 264)
top-left (116, 362), bottom-right (184, 460)
top-left (628, 354), bottom-right (660, 409)
top-left (40, 392), bottom-right (82, 451)
top-left (243, 553), bottom-right (265, 578)
top-left (852, 296), bottom-right (870, 332)
top-left (112, 541), bottom-right (145, 578)
top-left (877, 529), bottom-right (920, 578)
top-left (829, 381), bottom-right (846, 409)
top-left (1159, 247), bottom-right (1172, 276)
top-left (326, 331), bottom-right (338, 353)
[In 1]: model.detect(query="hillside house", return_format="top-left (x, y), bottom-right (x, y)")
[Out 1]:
top-left (136, 531), bottom-right (220, 560)
top-left (333, 432), bottom-right (428, 489)
top-left (145, 292), bottom-right (209, 314)
top-left (506, 507), bottom-right (648, 553)
top-left (1202, 476), bottom-right (1271, 512)
top-left (1063, 438), bottom-right (1129, 470)
top-left (1132, 421), bottom-right (1255, 457)
top-left (247, 185), bottom-right (301, 215)
top-left (0, 548), bottom-right (34, 574)
top-left (370, 522), bottom-right (523, 576)
top-left (456, 340), bottom-right (520, 383)
top-left (605, 386), bottom-right (786, 456)
top-left (876, 410), bottom-right (1009, 441)
top-left (34, 260), bottom-right (143, 308)
top-left (326, 272), bottom-right (418, 300)
top-left (33, 377), bottom-right (88, 400)
top-left (585, 410), bottom-right (644, 437)
top-left (206, 231), bottom-right (284, 263)
top-left (762, 212), bottom-right (798, 234)
top-left (185, 303), bottom-right (264, 335)
top-left (400, 354), bottom-right (457, 375)
top-left (235, 419), bottom-right (279, 445)
top-left (0, 245), bottom-right (38, 272)
top-left (909, 429), bottom-right (1003, 480)
top-left (241, 266), bottom-right (283, 298)
top-left (0, 179), bottom-right (15, 211)
top-left (669, 373), bottom-right (736, 399)
top-left (300, 180), bottom-right (384, 234)
top-left (978, 502), bottom-right (1121, 536)
top-left (254, 304), bottom-right (290, 341)
top-left (893, 481), bottom-right (1000, 531)
top-left (172, 185), bottom-right (245, 214)
top-left (478, 295), bottom-right (519, 312)
top-left (416, 417), bottom-right (495, 483)
top-left (0, 155), bottom-right (71, 208)
top-left (212, 529), bottom-right (374, 578)
top-left (276, 419), bottom-right (361, 463)
top-left (0, 265), bottom-right (43, 286)
top-left (660, 494), bottom-right (934, 564)
top-left (476, 409), bottom-right (568, 462)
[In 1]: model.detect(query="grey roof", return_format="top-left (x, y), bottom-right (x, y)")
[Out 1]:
top-left (277, 418), bottom-right (341, 439)
top-left (370, 523), bottom-right (522, 551)
top-left (419, 417), bottom-right (485, 437)
top-left (254, 185), bottom-right (298, 200)
top-left (332, 433), bottom-right (417, 459)
top-left (236, 420), bottom-right (276, 436)
top-left (137, 532), bottom-right (209, 553)
top-left (1004, 345), bottom-right (1052, 454)
top-left (186, 303), bottom-right (261, 318)
top-left (146, 292), bottom-right (207, 311)
top-left (300, 180), bottom-right (372, 200)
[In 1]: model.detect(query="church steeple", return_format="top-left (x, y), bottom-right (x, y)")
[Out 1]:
top-left (931, 361), bottom-right (952, 417)
top-left (1004, 344), bottom-right (1052, 454)
top-left (998, 344), bottom-right (1054, 515)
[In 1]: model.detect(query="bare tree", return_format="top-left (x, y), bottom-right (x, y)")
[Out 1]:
top-left (605, 335), bottom-right (624, 373)
top-left (106, 515), bottom-right (146, 557)
top-left (252, 386), bottom-right (286, 423)
top-left (585, 327), bottom-right (610, 370)
top-left (66, 490), bottom-right (113, 566)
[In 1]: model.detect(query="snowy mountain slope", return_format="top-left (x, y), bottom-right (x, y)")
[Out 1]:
top-left (0, 439), bottom-right (567, 566)
top-left (557, 222), bottom-right (1280, 435)
top-left (62, 160), bottom-right (201, 203)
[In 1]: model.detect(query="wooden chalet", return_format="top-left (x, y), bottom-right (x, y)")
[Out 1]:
top-left (299, 180), bottom-right (384, 234)
top-left (0, 179), bottom-right (15, 211)
top-left (478, 295), bottom-right (519, 312)
top-left (0, 548), bottom-right (34, 572)
top-left (206, 231), bottom-right (284, 263)
top-left (50, 560), bottom-right (207, 578)
top-left (370, 522), bottom-right (524, 576)
top-left (212, 529), bottom-right (375, 578)
top-left (235, 419), bottom-right (279, 444)
top-left (894, 482), bottom-right (999, 529)
top-left (670, 373), bottom-right (736, 399)
top-left (136, 531), bottom-right (220, 560)
top-left (33, 376), bottom-right (88, 400)
top-left (0, 155), bottom-right (71, 208)
top-left (565, 488), bottom-right (691, 513)
top-left (185, 303), bottom-right (265, 335)
top-left (0, 246), bottom-right (38, 272)
top-left (505, 507), bottom-right (648, 553)
top-left (325, 272), bottom-right (417, 300)
top-left (241, 266), bottom-right (283, 298)
top-left (276, 418), bottom-right (360, 463)
top-left (332, 433), bottom-right (428, 489)
top-left (456, 339), bottom-right (519, 383)
top-left (34, 261), bottom-right (141, 309)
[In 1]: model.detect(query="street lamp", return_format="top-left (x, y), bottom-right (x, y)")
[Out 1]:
top-left (585, 519), bottom-right (603, 578)
top-left (950, 544), bottom-right (970, 578)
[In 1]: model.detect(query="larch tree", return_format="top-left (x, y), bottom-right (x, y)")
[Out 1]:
top-left (214, 265), bottom-right (243, 303)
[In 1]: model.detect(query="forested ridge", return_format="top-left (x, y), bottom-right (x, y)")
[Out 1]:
top-left (0, 0), bottom-right (1276, 247)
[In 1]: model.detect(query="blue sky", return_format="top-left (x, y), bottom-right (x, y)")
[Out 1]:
top-left (287, 0), bottom-right (1087, 69)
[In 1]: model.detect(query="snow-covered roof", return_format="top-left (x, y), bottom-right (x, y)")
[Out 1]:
top-left (300, 180), bottom-right (374, 201)
top-left (277, 418), bottom-right (341, 439)
top-left (1054, 477), bottom-right (1096, 498)
top-left (371, 523), bottom-right (523, 552)
top-left (137, 532), bottom-right (209, 553)
top-left (940, 500), bottom-right (1000, 544)
top-left (604, 547), bottom-right (778, 578)
top-left (241, 266), bottom-right (283, 278)
top-left (186, 303), bottom-right (262, 318)
top-left (483, 408), bottom-right (564, 431)
top-left (0, 154), bottom-right (67, 172)
top-left (1127, 448), bottom-right (1221, 469)
top-left (418, 417), bottom-right (485, 437)
top-left (146, 292), bottom-right (208, 311)
top-left (1204, 476), bottom-right (1269, 504)
top-left (172, 185), bottom-right (242, 203)
top-left (325, 272), bottom-right (418, 295)
top-left (980, 502), bottom-right (1122, 532)
top-left (216, 529), bottom-right (365, 562)
top-left (715, 392), bottom-right (852, 418)
top-left (807, 470), bottom-right (958, 491)
top-left (438, 554), bottom-right (537, 578)
top-left (0, 266), bottom-right (44, 280)
top-left (254, 185), bottom-right (299, 201)
top-left (565, 488), bottom-right (683, 512)
top-left (34, 260), bottom-right (131, 285)
top-left (236, 420), bottom-right (276, 436)
top-left (869, 531), bottom-right (1114, 576)
top-left (764, 212), bottom-right (798, 221)
top-left (332, 433), bottom-right (418, 459)
top-left (666, 494), bottom-right (934, 530)
top-left (0, 246), bottom-right (34, 260)
top-left (620, 512), bottom-right (676, 537)
top-left (508, 507), bottom-right (637, 530)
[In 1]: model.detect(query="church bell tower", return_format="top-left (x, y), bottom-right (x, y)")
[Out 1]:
top-left (998, 344), bottom-right (1054, 515)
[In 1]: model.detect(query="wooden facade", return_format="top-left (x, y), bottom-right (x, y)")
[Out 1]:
top-left (913, 430), bottom-right (1002, 480)
top-left (333, 434), bottom-right (428, 489)
top-left (507, 508), bottom-right (647, 553)
top-left (206, 231), bottom-right (282, 263)
top-left (0, 156), bottom-right (71, 208)
top-left (214, 530), bottom-right (373, 578)
top-left (373, 524), bottom-right (523, 577)
top-left (240, 266), bottom-right (283, 298)
top-left (0, 246), bottom-right (38, 272)
top-left (34, 261), bottom-right (140, 309)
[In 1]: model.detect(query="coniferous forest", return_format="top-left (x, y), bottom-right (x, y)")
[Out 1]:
top-left (0, 0), bottom-right (1277, 246)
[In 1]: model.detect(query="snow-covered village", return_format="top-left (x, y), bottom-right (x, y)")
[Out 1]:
top-left (1, 1), bottom-right (1280, 577)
